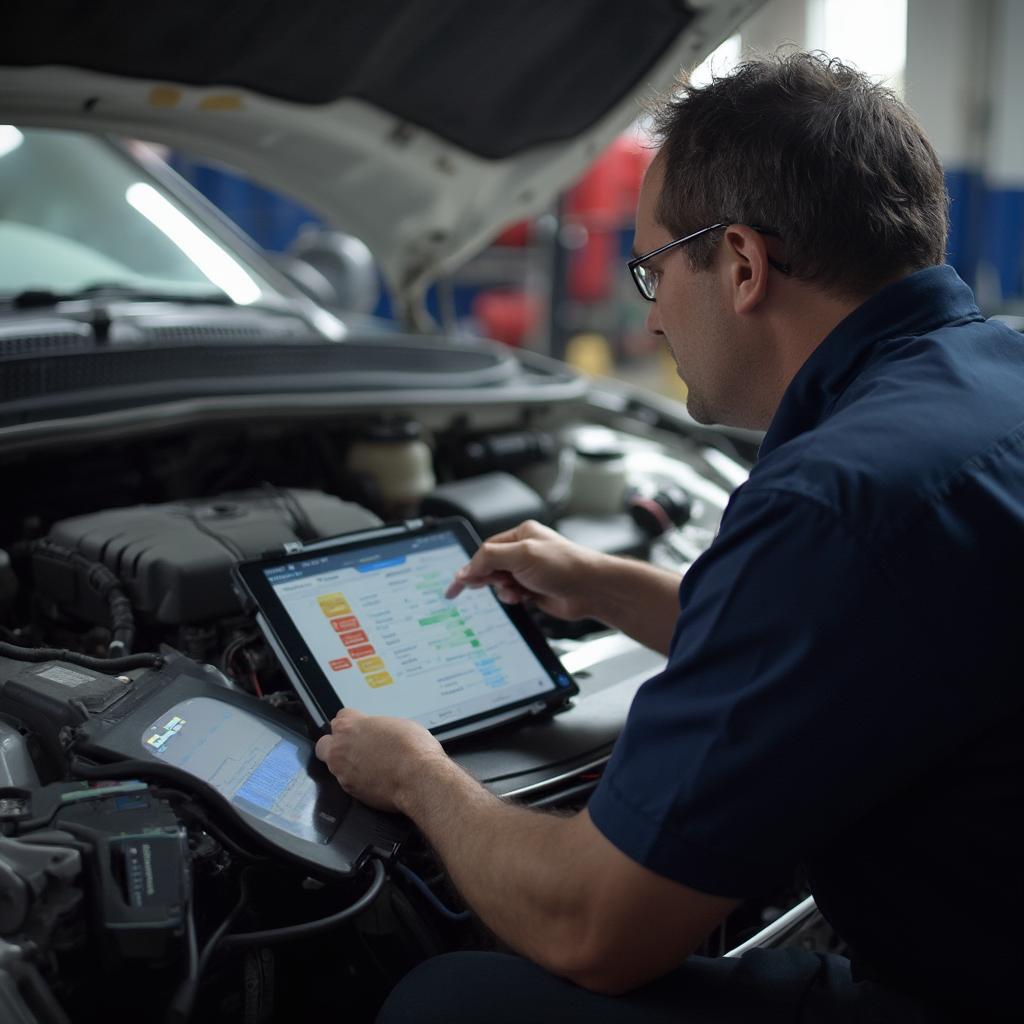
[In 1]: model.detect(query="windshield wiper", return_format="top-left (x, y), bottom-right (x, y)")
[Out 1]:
top-left (2, 284), bottom-right (237, 310)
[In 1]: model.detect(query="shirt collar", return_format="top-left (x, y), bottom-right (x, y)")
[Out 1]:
top-left (759, 265), bottom-right (983, 458)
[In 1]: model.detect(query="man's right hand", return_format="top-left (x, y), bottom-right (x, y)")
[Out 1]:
top-left (445, 519), bottom-right (607, 622)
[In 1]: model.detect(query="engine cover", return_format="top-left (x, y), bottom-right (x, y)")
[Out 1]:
top-left (35, 488), bottom-right (380, 624)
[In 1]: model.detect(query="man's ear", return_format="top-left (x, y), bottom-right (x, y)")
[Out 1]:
top-left (721, 225), bottom-right (771, 315)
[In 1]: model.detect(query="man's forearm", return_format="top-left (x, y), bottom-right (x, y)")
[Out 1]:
top-left (396, 753), bottom-right (590, 971)
top-left (589, 556), bottom-right (682, 655)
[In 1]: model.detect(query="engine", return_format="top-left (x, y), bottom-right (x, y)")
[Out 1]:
top-left (0, 415), bottom-right (734, 677)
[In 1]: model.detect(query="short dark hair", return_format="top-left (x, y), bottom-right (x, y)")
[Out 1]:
top-left (650, 52), bottom-right (949, 298)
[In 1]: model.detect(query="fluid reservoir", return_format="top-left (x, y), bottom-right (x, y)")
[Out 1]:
top-left (346, 419), bottom-right (436, 516)
top-left (563, 430), bottom-right (631, 516)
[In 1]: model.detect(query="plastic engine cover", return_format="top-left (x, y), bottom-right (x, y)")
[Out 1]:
top-left (36, 489), bottom-right (380, 624)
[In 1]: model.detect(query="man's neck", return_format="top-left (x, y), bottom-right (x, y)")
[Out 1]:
top-left (753, 285), bottom-right (872, 430)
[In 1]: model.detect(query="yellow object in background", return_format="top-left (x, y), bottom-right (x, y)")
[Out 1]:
top-left (199, 94), bottom-right (244, 112)
top-left (149, 86), bottom-right (182, 108)
top-left (357, 656), bottom-right (385, 673)
top-left (565, 333), bottom-right (614, 377)
top-left (566, 332), bottom-right (688, 403)
top-left (365, 671), bottom-right (394, 688)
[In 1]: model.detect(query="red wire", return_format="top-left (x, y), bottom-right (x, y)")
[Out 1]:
top-left (240, 647), bottom-right (263, 698)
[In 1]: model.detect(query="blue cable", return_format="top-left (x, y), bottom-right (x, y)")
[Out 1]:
top-left (394, 861), bottom-right (472, 922)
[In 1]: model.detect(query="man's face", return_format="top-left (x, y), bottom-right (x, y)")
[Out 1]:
top-left (632, 159), bottom-right (747, 427)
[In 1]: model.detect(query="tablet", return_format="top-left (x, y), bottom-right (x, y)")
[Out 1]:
top-left (234, 517), bottom-right (578, 741)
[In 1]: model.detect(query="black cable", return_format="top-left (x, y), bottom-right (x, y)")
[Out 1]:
top-left (166, 870), bottom-right (252, 1024)
top-left (184, 507), bottom-right (248, 562)
top-left (24, 540), bottom-right (136, 655)
top-left (164, 897), bottom-right (199, 1024)
top-left (219, 634), bottom-right (247, 675)
top-left (219, 857), bottom-right (386, 948)
top-left (218, 630), bottom-right (262, 691)
top-left (0, 640), bottom-right (162, 672)
top-left (393, 860), bottom-right (472, 923)
top-left (262, 481), bottom-right (317, 543)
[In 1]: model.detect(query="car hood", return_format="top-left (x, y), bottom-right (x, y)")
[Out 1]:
top-left (0, 0), bottom-right (762, 309)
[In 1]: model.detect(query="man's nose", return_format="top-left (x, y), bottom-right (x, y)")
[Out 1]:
top-left (645, 302), bottom-right (664, 335)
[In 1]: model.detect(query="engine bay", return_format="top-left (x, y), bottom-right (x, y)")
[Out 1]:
top-left (0, 396), bottom-right (802, 1024)
top-left (0, 404), bottom-right (742, 670)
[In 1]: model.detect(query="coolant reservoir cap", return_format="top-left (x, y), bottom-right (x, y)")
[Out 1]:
top-left (359, 418), bottom-right (422, 443)
top-left (574, 439), bottom-right (625, 462)
top-left (571, 426), bottom-right (626, 462)
top-left (576, 447), bottom-right (624, 462)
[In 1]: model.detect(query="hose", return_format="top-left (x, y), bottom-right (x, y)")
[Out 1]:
top-left (0, 640), bottom-right (162, 673)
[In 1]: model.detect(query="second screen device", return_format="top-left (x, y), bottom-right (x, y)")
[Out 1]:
top-left (234, 518), bottom-right (578, 741)
top-left (68, 654), bottom-right (407, 878)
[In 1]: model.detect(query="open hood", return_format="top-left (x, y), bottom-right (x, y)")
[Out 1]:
top-left (0, 0), bottom-right (763, 310)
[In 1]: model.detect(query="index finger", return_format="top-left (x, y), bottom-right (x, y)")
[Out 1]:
top-left (445, 539), bottom-right (533, 599)
top-left (444, 521), bottom-right (547, 599)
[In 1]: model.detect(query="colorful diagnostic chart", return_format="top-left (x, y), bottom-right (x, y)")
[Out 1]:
top-left (317, 596), bottom-right (393, 687)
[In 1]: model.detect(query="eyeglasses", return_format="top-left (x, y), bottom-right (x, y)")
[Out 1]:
top-left (627, 222), bottom-right (791, 301)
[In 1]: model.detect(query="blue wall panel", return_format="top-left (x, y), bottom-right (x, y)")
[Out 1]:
top-left (944, 168), bottom-right (984, 288)
top-left (169, 156), bottom-right (399, 320)
top-left (169, 155), bottom-right (322, 253)
top-left (945, 168), bottom-right (1024, 302)
top-left (983, 186), bottom-right (1024, 301)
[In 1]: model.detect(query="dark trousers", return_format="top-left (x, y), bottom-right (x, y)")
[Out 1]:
top-left (377, 949), bottom-right (950, 1024)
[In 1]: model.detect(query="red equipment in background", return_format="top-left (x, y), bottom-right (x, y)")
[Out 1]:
top-left (473, 133), bottom-right (653, 347)
top-left (565, 134), bottom-right (652, 302)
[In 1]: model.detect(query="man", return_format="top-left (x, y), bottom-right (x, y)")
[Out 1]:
top-left (316, 53), bottom-right (1024, 1021)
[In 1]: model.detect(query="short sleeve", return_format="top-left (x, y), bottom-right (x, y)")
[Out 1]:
top-left (587, 486), bottom-right (972, 897)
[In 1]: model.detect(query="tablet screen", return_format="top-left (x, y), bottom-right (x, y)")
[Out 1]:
top-left (258, 526), bottom-right (570, 731)
top-left (141, 697), bottom-right (336, 843)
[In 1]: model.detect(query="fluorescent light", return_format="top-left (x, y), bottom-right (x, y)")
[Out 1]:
top-left (125, 182), bottom-right (262, 305)
top-left (0, 125), bottom-right (24, 160)
top-left (808, 0), bottom-right (907, 93)
top-left (689, 34), bottom-right (741, 89)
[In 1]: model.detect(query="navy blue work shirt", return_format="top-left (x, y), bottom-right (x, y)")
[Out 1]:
top-left (588, 265), bottom-right (1024, 1014)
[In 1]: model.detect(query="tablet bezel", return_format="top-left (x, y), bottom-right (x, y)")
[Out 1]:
top-left (234, 517), bottom-right (578, 738)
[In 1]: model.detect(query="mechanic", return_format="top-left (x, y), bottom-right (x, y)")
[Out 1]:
top-left (316, 52), bottom-right (1024, 1022)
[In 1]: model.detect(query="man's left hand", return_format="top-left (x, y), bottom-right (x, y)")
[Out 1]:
top-left (314, 708), bottom-right (446, 813)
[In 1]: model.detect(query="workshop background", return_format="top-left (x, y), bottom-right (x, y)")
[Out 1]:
top-left (167, 0), bottom-right (1024, 400)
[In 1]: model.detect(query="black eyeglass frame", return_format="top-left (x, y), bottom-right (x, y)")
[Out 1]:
top-left (627, 222), bottom-right (791, 301)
